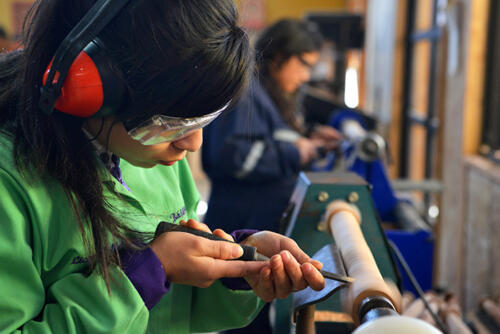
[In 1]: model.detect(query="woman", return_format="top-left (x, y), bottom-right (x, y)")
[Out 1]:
top-left (203, 19), bottom-right (341, 234)
top-left (202, 18), bottom-right (340, 334)
top-left (0, 2), bottom-right (324, 333)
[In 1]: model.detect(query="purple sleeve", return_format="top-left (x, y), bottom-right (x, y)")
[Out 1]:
top-left (221, 229), bottom-right (260, 291)
top-left (230, 229), bottom-right (259, 243)
top-left (120, 247), bottom-right (170, 310)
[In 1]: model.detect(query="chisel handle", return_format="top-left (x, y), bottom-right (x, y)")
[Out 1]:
top-left (154, 221), bottom-right (267, 262)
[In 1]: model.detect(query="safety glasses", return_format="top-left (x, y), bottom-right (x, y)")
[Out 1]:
top-left (127, 102), bottom-right (229, 146)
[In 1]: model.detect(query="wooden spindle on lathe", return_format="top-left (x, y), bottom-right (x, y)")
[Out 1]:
top-left (325, 200), bottom-right (402, 325)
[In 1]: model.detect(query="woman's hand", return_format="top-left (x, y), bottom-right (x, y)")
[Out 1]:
top-left (213, 224), bottom-right (326, 301)
top-left (295, 137), bottom-right (321, 165)
top-left (150, 220), bottom-right (266, 288)
top-left (310, 125), bottom-right (343, 150)
top-left (240, 231), bottom-right (325, 302)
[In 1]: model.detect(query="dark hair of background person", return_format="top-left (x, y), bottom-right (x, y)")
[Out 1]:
top-left (255, 19), bottom-right (323, 133)
top-left (0, 26), bottom-right (7, 39)
top-left (0, 0), bottom-right (252, 288)
top-left (0, 26), bottom-right (9, 53)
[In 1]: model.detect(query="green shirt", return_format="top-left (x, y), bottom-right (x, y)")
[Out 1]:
top-left (0, 135), bottom-right (263, 333)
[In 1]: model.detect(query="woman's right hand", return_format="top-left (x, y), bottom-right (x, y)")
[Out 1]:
top-left (295, 137), bottom-right (320, 165)
top-left (150, 228), bottom-right (267, 288)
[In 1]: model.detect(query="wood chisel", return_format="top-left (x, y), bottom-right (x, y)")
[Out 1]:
top-left (155, 221), bottom-right (354, 284)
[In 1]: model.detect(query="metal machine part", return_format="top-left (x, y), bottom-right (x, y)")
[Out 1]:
top-left (393, 201), bottom-right (431, 231)
top-left (293, 244), bottom-right (351, 317)
top-left (341, 119), bottom-right (386, 161)
top-left (355, 296), bottom-right (444, 334)
top-left (275, 172), bottom-right (400, 334)
top-left (293, 244), bottom-right (351, 334)
top-left (358, 296), bottom-right (398, 324)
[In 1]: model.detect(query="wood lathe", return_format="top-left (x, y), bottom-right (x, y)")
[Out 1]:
top-left (274, 172), bottom-right (442, 333)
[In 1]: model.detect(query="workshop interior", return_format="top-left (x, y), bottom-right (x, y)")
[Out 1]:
top-left (1, 0), bottom-right (499, 333)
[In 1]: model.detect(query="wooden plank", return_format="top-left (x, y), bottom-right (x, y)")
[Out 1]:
top-left (0, 0), bottom-right (33, 36)
top-left (465, 155), bottom-right (500, 184)
top-left (363, 0), bottom-right (397, 123)
top-left (463, 168), bottom-right (492, 312)
top-left (436, 0), bottom-right (471, 299)
top-left (264, 0), bottom-right (346, 24)
top-left (490, 184), bottom-right (500, 296)
top-left (462, 0), bottom-right (490, 154)
top-left (462, 156), bottom-right (500, 311)
top-left (387, 0), bottom-right (407, 177)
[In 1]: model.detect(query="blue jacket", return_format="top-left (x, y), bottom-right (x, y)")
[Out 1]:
top-left (202, 80), bottom-right (301, 232)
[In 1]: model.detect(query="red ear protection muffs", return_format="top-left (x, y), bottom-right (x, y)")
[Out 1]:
top-left (42, 39), bottom-right (124, 117)
top-left (43, 51), bottom-right (102, 117)
top-left (39, 0), bottom-right (132, 117)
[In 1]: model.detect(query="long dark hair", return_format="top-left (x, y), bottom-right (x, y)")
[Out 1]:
top-left (0, 0), bottom-right (252, 287)
top-left (255, 19), bottom-right (323, 133)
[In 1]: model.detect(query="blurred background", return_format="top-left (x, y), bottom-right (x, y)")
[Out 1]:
top-left (1, 0), bottom-right (498, 332)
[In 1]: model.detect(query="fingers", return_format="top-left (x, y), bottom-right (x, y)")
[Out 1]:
top-left (318, 125), bottom-right (344, 140)
top-left (213, 229), bottom-right (234, 242)
top-left (276, 250), bottom-right (324, 293)
top-left (180, 220), bottom-right (234, 242)
top-left (180, 219), bottom-right (212, 233)
top-left (252, 252), bottom-right (323, 300)
top-left (280, 238), bottom-right (311, 265)
top-left (199, 238), bottom-right (245, 260)
top-left (301, 262), bottom-right (325, 291)
top-left (270, 254), bottom-right (292, 299)
top-left (151, 225), bottom-right (270, 288)
top-left (209, 259), bottom-right (267, 278)
top-left (183, 259), bottom-right (267, 288)
top-left (243, 265), bottom-right (276, 302)
top-left (252, 267), bottom-right (275, 302)
top-left (280, 239), bottom-right (323, 271)
top-left (242, 253), bottom-right (325, 301)
top-left (327, 128), bottom-right (343, 141)
top-left (238, 232), bottom-right (326, 297)
top-left (309, 259), bottom-right (323, 270)
top-left (281, 251), bottom-right (307, 291)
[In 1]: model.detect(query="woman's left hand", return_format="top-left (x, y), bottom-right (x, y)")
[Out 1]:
top-left (181, 220), bottom-right (325, 302)
top-left (239, 231), bottom-right (325, 302)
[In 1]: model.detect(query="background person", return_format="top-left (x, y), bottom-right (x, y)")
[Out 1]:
top-left (202, 18), bottom-right (342, 334)
top-left (203, 18), bottom-right (342, 235)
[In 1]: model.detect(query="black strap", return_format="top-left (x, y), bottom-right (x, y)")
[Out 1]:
top-left (39, 0), bottom-right (133, 114)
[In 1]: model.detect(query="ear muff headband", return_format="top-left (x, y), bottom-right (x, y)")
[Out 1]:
top-left (39, 0), bottom-right (133, 117)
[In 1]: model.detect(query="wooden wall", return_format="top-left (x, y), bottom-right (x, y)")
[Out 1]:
top-left (0, 0), bottom-right (33, 36)
top-left (462, 157), bottom-right (500, 311)
top-left (437, 0), bottom-right (492, 304)
top-left (387, 0), bottom-right (437, 180)
top-left (455, 1), bottom-right (496, 311)
top-left (237, 0), bottom-right (346, 24)
top-left (388, 0), bottom-right (407, 177)
top-left (1, 0), bottom-right (347, 36)
top-left (462, 0), bottom-right (489, 154)
top-left (388, 0), bottom-right (493, 311)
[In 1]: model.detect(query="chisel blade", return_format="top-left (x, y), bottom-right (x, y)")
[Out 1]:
top-left (319, 269), bottom-right (355, 284)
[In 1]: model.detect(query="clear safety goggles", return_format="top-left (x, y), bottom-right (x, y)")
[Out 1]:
top-left (127, 102), bottom-right (229, 146)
